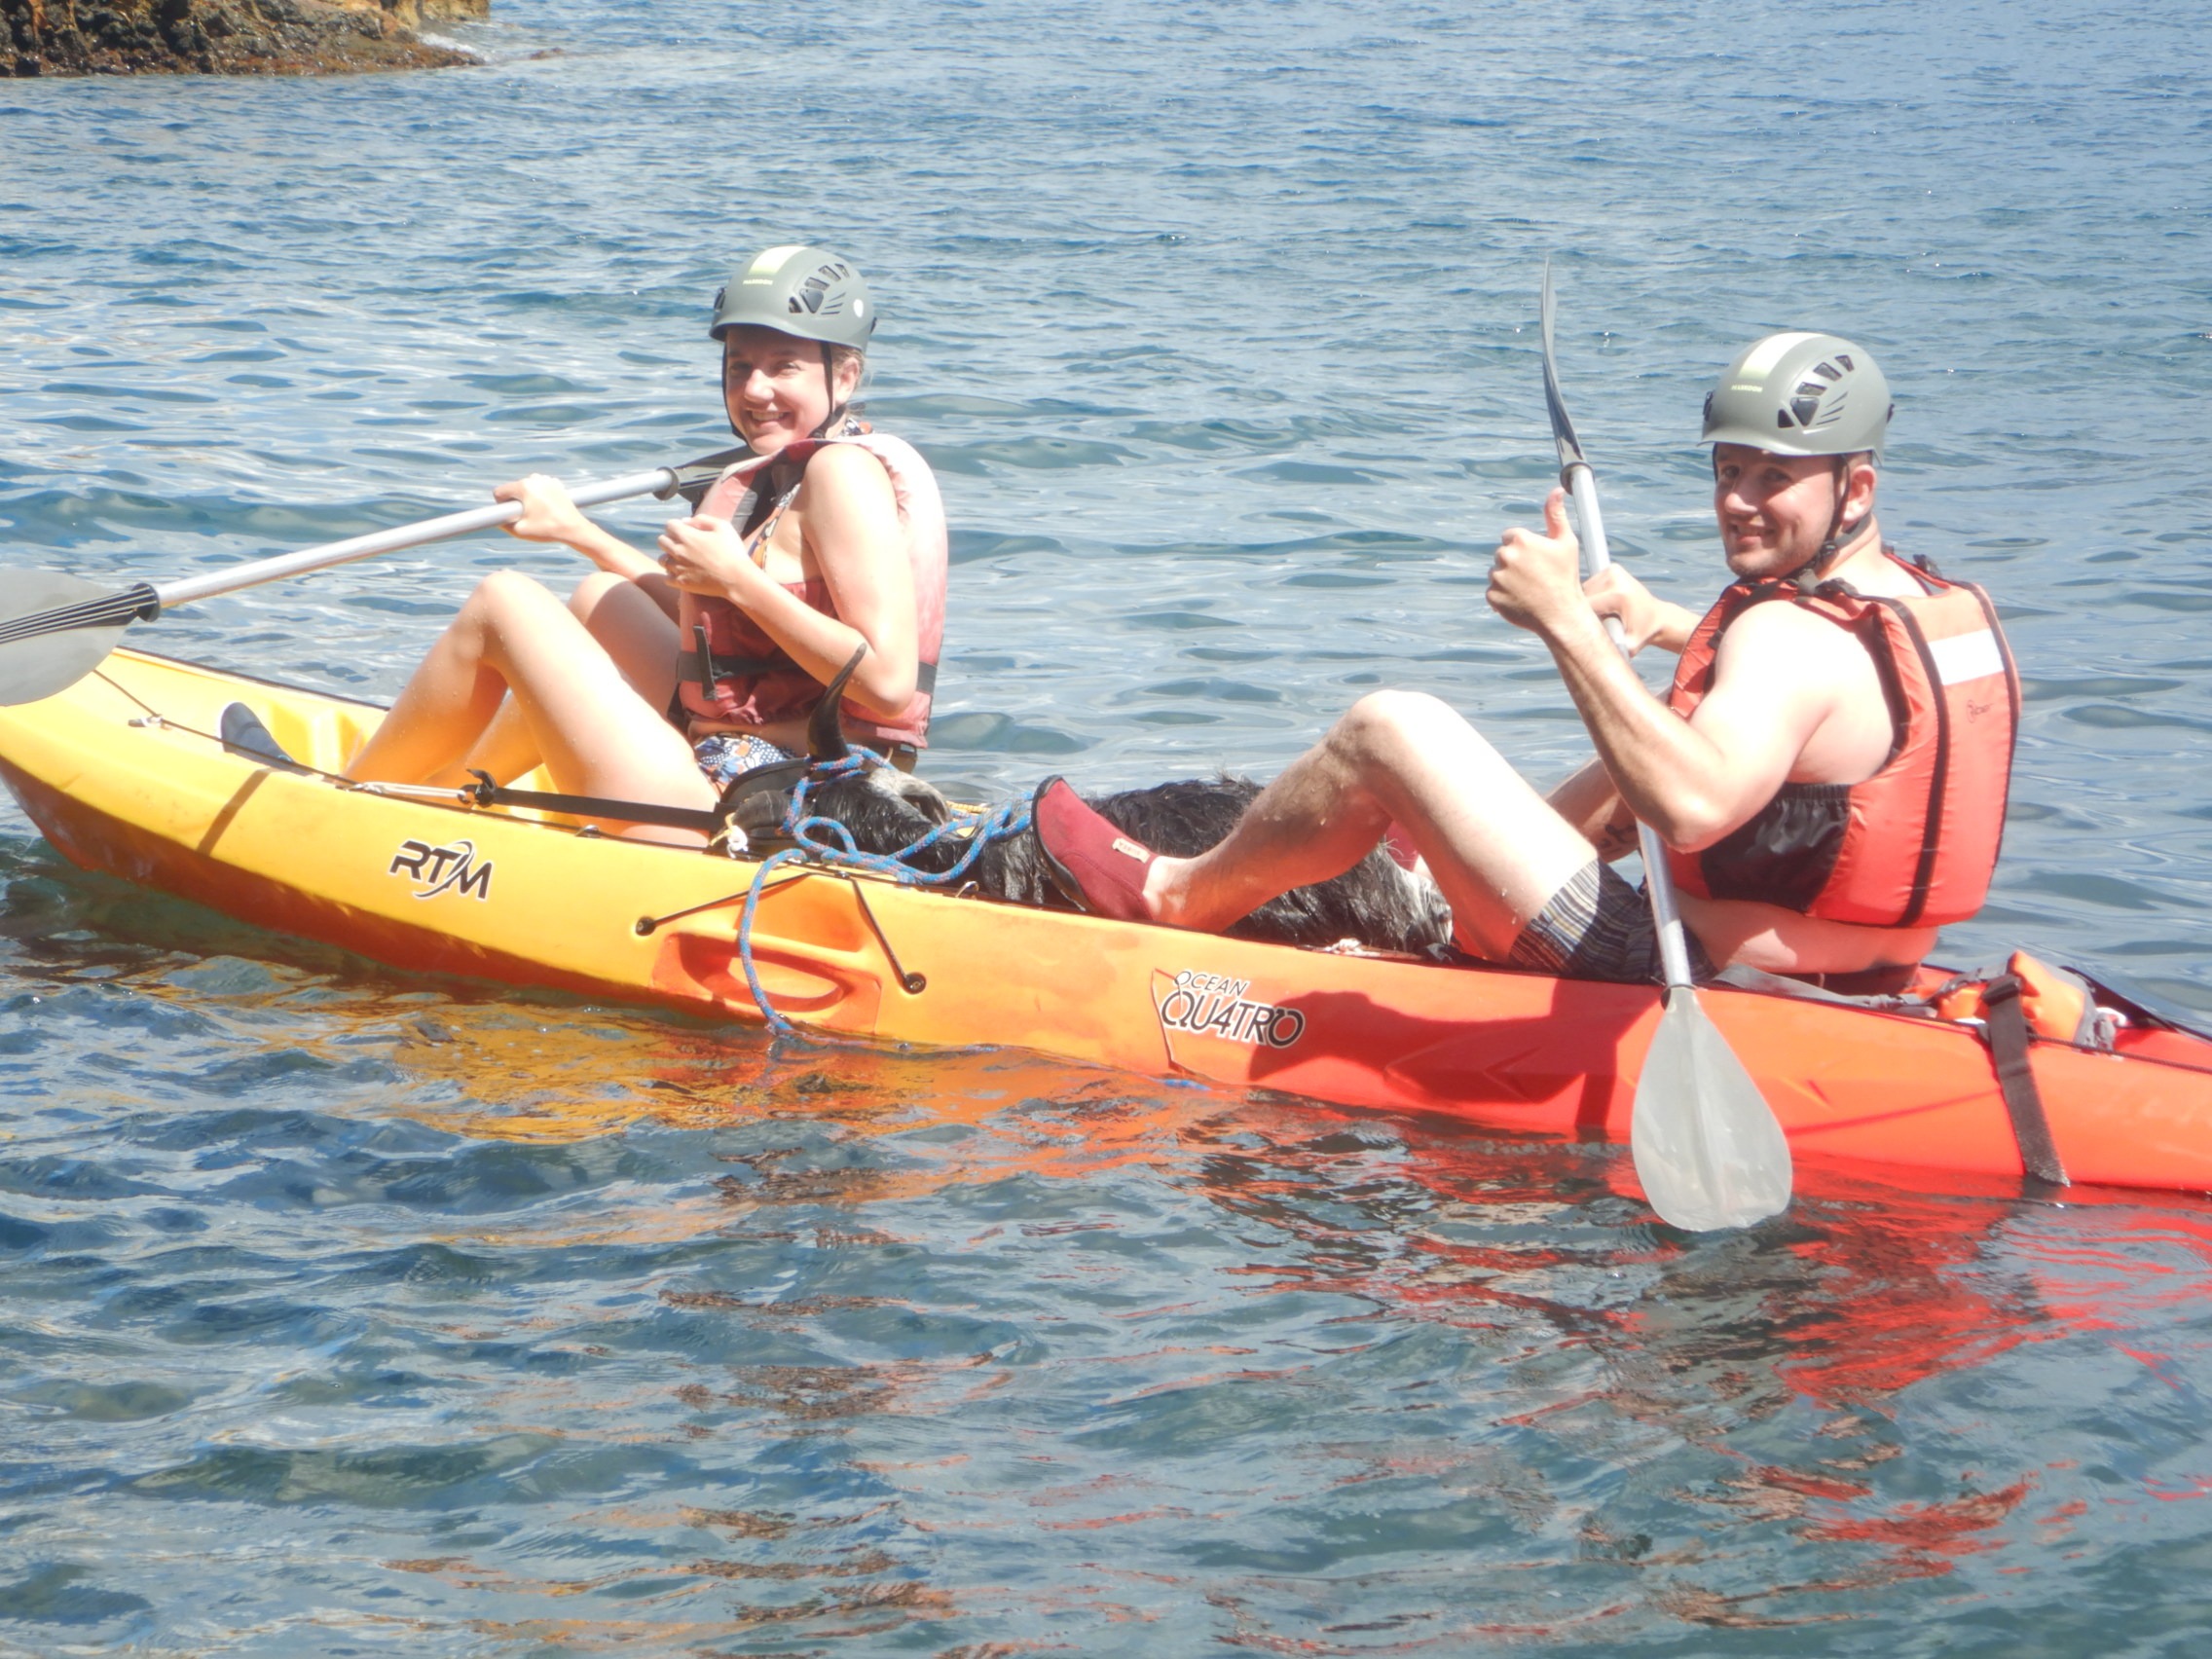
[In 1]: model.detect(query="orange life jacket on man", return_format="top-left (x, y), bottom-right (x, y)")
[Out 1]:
top-left (675, 432), bottom-right (948, 750)
top-left (1663, 549), bottom-right (2019, 929)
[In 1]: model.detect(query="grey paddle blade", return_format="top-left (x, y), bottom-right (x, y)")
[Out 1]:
top-left (1630, 987), bottom-right (1794, 1232)
top-left (1538, 260), bottom-right (1586, 473)
top-left (0, 571), bottom-right (146, 707)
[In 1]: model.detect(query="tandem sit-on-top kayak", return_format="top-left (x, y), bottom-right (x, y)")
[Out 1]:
top-left (5, 646), bottom-right (2212, 1201)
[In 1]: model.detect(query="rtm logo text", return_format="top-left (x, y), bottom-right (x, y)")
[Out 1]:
top-left (388, 838), bottom-right (493, 902)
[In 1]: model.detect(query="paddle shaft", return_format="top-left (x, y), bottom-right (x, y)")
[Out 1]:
top-left (1560, 460), bottom-right (1698, 990)
top-left (151, 467), bottom-right (681, 609)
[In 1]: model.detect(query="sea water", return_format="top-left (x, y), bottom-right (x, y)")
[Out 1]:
top-left (2, 1), bottom-right (2210, 1651)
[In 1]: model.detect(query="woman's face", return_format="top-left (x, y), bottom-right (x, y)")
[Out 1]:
top-left (720, 327), bottom-right (850, 452)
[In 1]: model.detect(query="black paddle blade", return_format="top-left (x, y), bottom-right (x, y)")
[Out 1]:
top-left (1537, 260), bottom-right (1587, 475)
top-left (0, 571), bottom-right (154, 707)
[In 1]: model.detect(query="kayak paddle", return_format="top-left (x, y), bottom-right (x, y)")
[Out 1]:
top-left (1537, 262), bottom-right (1793, 1233)
top-left (0, 448), bottom-right (747, 709)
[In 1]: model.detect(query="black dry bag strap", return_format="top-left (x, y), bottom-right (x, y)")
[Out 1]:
top-left (464, 772), bottom-right (725, 837)
top-left (1981, 974), bottom-right (2070, 1188)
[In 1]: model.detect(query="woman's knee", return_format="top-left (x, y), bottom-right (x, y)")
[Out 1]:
top-left (567, 571), bottom-right (630, 617)
top-left (466, 569), bottom-right (562, 624)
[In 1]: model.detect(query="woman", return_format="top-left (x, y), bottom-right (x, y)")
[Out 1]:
top-left (343, 245), bottom-right (948, 843)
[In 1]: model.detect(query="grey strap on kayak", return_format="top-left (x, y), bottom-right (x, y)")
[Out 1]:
top-left (1979, 974), bottom-right (2071, 1188)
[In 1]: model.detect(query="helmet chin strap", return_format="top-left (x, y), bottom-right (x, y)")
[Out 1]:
top-left (810, 345), bottom-right (866, 440)
top-left (1788, 456), bottom-right (1871, 590)
top-left (724, 347), bottom-right (860, 446)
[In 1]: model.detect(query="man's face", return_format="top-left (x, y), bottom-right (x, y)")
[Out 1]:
top-left (1710, 444), bottom-right (1872, 579)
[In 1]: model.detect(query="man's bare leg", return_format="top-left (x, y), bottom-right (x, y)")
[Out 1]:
top-left (1146, 691), bottom-right (1599, 959)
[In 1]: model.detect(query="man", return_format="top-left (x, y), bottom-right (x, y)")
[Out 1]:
top-left (1032, 332), bottom-right (2018, 991)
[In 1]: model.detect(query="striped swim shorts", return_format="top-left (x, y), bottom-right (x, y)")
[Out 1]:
top-left (1504, 860), bottom-right (1715, 985)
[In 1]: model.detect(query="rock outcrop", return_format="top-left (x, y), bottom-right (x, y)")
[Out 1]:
top-left (4, 0), bottom-right (489, 75)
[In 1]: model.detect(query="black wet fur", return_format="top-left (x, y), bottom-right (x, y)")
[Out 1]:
top-left (789, 767), bottom-right (1454, 954)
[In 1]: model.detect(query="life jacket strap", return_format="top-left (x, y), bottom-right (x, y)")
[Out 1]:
top-left (680, 643), bottom-right (937, 697)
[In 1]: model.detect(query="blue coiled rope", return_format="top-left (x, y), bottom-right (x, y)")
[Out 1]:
top-left (736, 750), bottom-right (1034, 1036)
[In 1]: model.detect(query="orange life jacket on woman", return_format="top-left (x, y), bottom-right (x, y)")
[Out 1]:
top-left (675, 432), bottom-right (948, 750)
top-left (1663, 549), bottom-right (2018, 929)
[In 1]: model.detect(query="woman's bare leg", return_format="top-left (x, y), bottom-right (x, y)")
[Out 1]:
top-left (456, 572), bottom-right (682, 785)
top-left (344, 571), bottom-right (716, 842)
top-left (1146, 690), bottom-right (1598, 958)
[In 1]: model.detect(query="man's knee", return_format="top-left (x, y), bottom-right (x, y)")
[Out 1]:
top-left (1335, 689), bottom-right (1475, 758)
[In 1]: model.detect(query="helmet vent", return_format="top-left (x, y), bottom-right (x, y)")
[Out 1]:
top-left (1790, 395), bottom-right (1823, 426)
top-left (1835, 353), bottom-right (1855, 371)
top-left (1812, 361), bottom-right (1842, 383)
top-left (1777, 409), bottom-right (1796, 428)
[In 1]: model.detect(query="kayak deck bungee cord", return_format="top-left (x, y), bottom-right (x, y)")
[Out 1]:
top-left (5, 646), bottom-right (2212, 1202)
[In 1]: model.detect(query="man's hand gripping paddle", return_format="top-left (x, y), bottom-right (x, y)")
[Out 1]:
top-left (1538, 263), bottom-right (1792, 1233)
top-left (0, 449), bottom-right (748, 708)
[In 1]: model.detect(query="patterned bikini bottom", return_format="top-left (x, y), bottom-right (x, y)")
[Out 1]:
top-left (692, 732), bottom-right (797, 791)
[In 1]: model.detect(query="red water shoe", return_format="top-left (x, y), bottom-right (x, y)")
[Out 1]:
top-left (1032, 777), bottom-right (1158, 922)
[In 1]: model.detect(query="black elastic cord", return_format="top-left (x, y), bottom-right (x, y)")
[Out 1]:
top-left (92, 670), bottom-right (364, 787)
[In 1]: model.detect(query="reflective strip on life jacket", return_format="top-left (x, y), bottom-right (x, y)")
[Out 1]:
top-left (675, 431), bottom-right (948, 749)
top-left (1663, 549), bottom-right (2019, 929)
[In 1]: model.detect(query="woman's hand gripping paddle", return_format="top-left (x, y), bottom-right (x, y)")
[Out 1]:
top-left (0, 449), bottom-right (747, 709)
top-left (1538, 263), bottom-right (1793, 1233)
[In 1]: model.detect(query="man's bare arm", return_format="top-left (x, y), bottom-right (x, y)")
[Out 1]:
top-left (1488, 492), bottom-right (1840, 852)
top-left (1546, 757), bottom-right (1639, 862)
top-left (1544, 601), bottom-right (1844, 850)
